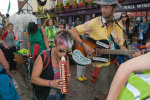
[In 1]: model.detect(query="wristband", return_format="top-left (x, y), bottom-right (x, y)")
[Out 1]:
top-left (48, 80), bottom-right (51, 87)
top-left (81, 42), bottom-right (84, 47)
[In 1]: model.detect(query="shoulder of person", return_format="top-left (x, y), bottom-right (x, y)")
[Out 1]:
top-left (2, 31), bottom-right (8, 36)
top-left (91, 17), bottom-right (100, 22)
top-left (45, 26), bottom-right (48, 29)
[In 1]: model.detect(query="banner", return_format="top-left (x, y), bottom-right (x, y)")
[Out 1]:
top-left (137, 12), bottom-right (142, 17)
top-left (148, 10), bottom-right (150, 17)
top-left (7, 0), bottom-right (11, 14)
top-left (38, 4), bottom-right (43, 13)
top-left (141, 11), bottom-right (147, 17)
top-left (131, 12), bottom-right (137, 17)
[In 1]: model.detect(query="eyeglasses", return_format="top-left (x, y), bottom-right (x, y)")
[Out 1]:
top-left (122, 16), bottom-right (127, 18)
top-left (59, 49), bottom-right (71, 54)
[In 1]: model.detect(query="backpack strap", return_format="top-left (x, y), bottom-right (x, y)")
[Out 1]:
top-left (42, 49), bottom-right (51, 71)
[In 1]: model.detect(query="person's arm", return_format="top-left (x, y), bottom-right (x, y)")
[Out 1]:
top-left (119, 45), bottom-right (128, 50)
top-left (0, 39), bottom-right (8, 49)
top-left (26, 30), bottom-right (31, 56)
top-left (0, 49), bottom-right (12, 77)
top-left (139, 23), bottom-right (143, 33)
top-left (144, 23), bottom-right (149, 33)
top-left (120, 45), bottom-right (141, 57)
top-left (44, 27), bottom-right (48, 36)
top-left (70, 28), bottom-right (94, 55)
top-left (107, 53), bottom-right (150, 100)
top-left (31, 55), bottom-right (65, 89)
top-left (41, 28), bottom-right (49, 50)
top-left (70, 27), bottom-right (83, 45)
top-left (14, 38), bottom-right (23, 42)
top-left (0, 31), bottom-right (9, 49)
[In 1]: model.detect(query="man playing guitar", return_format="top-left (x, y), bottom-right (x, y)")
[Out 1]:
top-left (70, 0), bottom-right (140, 99)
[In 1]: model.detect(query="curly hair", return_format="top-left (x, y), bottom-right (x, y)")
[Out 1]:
top-left (43, 18), bottom-right (55, 27)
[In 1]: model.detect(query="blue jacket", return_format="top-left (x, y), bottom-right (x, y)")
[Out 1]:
top-left (138, 22), bottom-right (149, 34)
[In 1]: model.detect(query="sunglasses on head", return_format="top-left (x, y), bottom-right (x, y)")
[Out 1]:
top-left (59, 49), bottom-right (71, 54)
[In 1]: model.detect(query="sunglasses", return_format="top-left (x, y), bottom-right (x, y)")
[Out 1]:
top-left (122, 16), bottom-right (127, 18)
top-left (59, 49), bottom-right (71, 54)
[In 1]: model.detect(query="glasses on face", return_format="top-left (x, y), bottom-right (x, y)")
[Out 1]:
top-left (122, 16), bottom-right (127, 18)
top-left (59, 49), bottom-right (71, 54)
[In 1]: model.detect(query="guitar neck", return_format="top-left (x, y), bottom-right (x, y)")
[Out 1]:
top-left (101, 49), bottom-right (136, 55)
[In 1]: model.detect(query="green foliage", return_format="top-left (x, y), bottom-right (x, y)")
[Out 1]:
top-left (89, 0), bottom-right (94, 4)
top-left (60, 3), bottom-right (64, 8)
top-left (74, 0), bottom-right (77, 3)
top-left (89, 0), bottom-right (94, 6)
top-left (69, 5), bottom-right (72, 8)
top-left (66, 1), bottom-right (70, 6)
top-left (59, 3), bottom-right (64, 11)
top-left (82, 0), bottom-right (86, 3)
top-left (56, 4), bottom-right (59, 8)
top-left (84, 2), bottom-right (88, 6)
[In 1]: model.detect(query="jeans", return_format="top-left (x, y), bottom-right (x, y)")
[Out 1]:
top-left (34, 92), bottom-right (66, 100)
top-left (48, 94), bottom-right (66, 100)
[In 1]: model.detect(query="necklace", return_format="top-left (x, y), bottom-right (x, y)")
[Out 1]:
top-left (56, 59), bottom-right (58, 63)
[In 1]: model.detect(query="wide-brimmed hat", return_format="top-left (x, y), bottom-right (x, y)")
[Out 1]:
top-left (27, 22), bottom-right (38, 34)
top-left (94, 0), bottom-right (122, 9)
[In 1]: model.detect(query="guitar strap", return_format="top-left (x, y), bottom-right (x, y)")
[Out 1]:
top-left (110, 34), bottom-right (126, 64)
top-left (109, 34), bottom-right (118, 61)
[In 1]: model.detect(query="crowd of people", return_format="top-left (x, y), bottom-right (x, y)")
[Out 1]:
top-left (0, 0), bottom-right (150, 100)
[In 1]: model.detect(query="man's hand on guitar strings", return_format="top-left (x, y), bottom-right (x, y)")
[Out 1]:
top-left (82, 43), bottom-right (94, 55)
top-left (131, 49), bottom-right (141, 58)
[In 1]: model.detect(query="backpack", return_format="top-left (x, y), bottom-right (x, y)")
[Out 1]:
top-left (29, 48), bottom-right (51, 77)
top-left (32, 49), bottom-right (54, 100)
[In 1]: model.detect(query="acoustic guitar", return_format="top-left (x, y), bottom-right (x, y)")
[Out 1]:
top-left (72, 35), bottom-right (147, 65)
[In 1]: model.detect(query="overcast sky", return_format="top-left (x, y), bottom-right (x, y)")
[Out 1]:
top-left (0, 0), bottom-right (18, 16)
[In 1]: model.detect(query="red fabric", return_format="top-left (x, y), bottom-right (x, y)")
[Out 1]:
top-left (1, 31), bottom-right (8, 40)
top-left (42, 50), bottom-right (47, 64)
top-left (32, 44), bottom-right (40, 60)
top-left (91, 67), bottom-right (100, 83)
top-left (110, 58), bottom-right (118, 65)
top-left (0, 31), bottom-right (16, 40)
top-left (43, 57), bottom-right (50, 71)
top-left (91, 58), bottom-right (118, 83)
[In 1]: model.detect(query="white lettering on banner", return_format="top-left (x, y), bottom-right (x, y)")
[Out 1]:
top-left (126, 83), bottom-right (141, 100)
top-left (123, 5), bottom-right (135, 9)
top-left (137, 3), bottom-right (150, 8)
top-left (123, 3), bottom-right (150, 10)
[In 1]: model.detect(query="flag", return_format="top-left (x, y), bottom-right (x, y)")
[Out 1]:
top-left (7, 0), bottom-right (11, 14)
top-left (46, 13), bottom-right (50, 18)
top-left (38, 4), bottom-right (43, 13)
